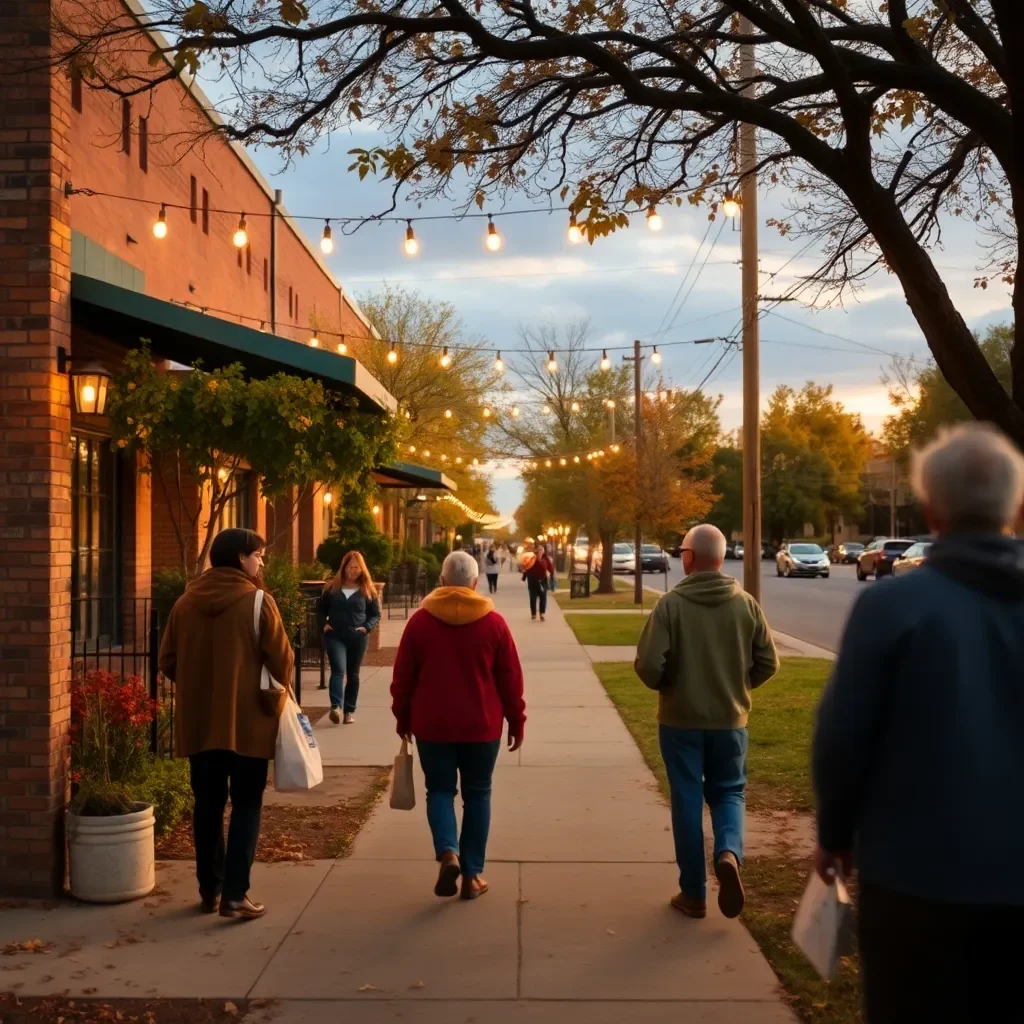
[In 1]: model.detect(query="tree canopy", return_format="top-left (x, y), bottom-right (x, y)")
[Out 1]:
top-left (59, 1), bottom-right (1024, 444)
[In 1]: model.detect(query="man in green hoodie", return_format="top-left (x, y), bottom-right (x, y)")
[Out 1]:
top-left (635, 524), bottom-right (779, 920)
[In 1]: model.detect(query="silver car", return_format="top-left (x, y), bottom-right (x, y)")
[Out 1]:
top-left (776, 542), bottom-right (830, 579)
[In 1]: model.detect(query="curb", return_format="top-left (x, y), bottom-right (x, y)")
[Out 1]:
top-left (773, 630), bottom-right (836, 661)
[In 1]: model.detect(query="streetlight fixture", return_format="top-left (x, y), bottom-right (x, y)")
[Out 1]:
top-left (58, 348), bottom-right (111, 416)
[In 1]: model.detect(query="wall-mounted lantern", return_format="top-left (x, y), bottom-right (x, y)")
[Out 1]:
top-left (58, 347), bottom-right (111, 417)
top-left (323, 490), bottom-right (334, 507)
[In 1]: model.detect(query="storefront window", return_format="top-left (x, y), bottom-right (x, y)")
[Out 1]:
top-left (71, 434), bottom-right (120, 642)
top-left (218, 471), bottom-right (253, 531)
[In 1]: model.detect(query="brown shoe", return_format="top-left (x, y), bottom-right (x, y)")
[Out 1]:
top-left (329, 707), bottom-right (341, 724)
top-left (715, 851), bottom-right (745, 919)
top-left (434, 852), bottom-right (461, 898)
top-left (460, 876), bottom-right (489, 900)
top-left (219, 896), bottom-right (266, 920)
top-left (199, 894), bottom-right (219, 914)
top-left (670, 892), bottom-right (707, 918)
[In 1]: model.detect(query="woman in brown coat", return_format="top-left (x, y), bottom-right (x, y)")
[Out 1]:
top-left (158, 528), bottom-right (293, 920)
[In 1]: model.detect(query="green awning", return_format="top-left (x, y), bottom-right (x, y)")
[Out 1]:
top-left (70, 274), bottom-right (396, 414)
top-left (373, 461), bottom-right (457, 492)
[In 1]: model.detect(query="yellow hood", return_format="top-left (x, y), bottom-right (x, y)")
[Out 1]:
top-left (420, 586), bottom-right (495, 626)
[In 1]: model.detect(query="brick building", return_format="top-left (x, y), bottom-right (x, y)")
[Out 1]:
top-left (0, 0), bottom-right (451, 895)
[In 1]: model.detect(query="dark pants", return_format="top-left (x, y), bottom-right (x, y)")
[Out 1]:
top-left (189, 749), bottom-right (268, 902)
top-left (527, 577), bottom-right (547, 616)
top-left (486, 572), bottom-right (499, 593)
top-left (859, 882), bottom-right (1024, 1023)
top-left (325, 630), bottom-right (367, 712)
top-left (416, 740), bottom-right (501, 878)
top-left (659, 725), bottom-right (746, 901)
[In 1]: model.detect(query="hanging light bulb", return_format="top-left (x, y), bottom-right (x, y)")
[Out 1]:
top-left (586, 453), bottom-right (593, 461)
top-left (722, 193), bottom-right (742, 218)
top-left (408, 445), bottom-right (416, 454)
top-left (482, 406), bottom-right (491, 418)
top-left (571, 400), bottom-right (580, 413)
top-left (567, 213), bottom-right (583, 245)
top-left (611, 444), bottom-right (620, 453)
top-left (404, 220), bottom-right (419, 256)
top-left (646, 205), bottom-right (663, 232)
top-left (651, 345), bottom-right (662, 365)
top-left (423, 450), bottom-right (431, 458)
top-left (217, 467), bottom-right (230, 483)
top-left (404, 409), bottom-right (412, 420)
top-left (444, 408), bottom-right (453, 419)
top-left (473, 457), bottom-right (480, 466)
top-left (545, 459), bottom-right (552, 468)
top-left (494, 351), bottom-right (504, 373)
top-left (372, 504), bottom-right (381, 515)
top-left (512, 405), bottom-right (520, 417)
top-left (323, 490), bottom-right (333, 506)
top-left (233, 213), bottom-right (248, 248)
top-left (387, 341), bottom-right (398, 364)
top-left (153, 204), bottom-right (168, 239)
top-left (337, 339), bottom-right (347, 355)
top-left (560, 458), bottom-right (567, 466)
top-left (320, 219), bottom-right (334, 254)
top-left (455, 456), bottom-right (463, 464)
top-left (485, 214), bottom-right (502, 252)
top-left (542, 404), bottom-right (552, 416)
top-left (440, 347), bottom-right (452, 369)
top-left (440, 454), bottom-right (448, 462)
top-left (600, 349), bottom-right (611, 371)
top-left (547, 351), bottom-right (558, 373)
top-left (309, 333), bottom-right (320, 348)
top-left (573, 455), bottom-right (580, 463)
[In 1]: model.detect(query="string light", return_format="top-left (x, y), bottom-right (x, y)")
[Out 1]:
top-left (440, 346), bottom-right (452, 369)
top-left (512, 405), bottom-right (521, 417)
top-left (423, 450), bottom-right (431, 458)
top-left (573, 455), bottom-right (580, 463)
top-left (646, 205), bottom-right (663, 232)
top-left (309, 333), bottom-right (320, 348)
top-left (387, 341), bottom-right (398, 364)
top-left (722, 194), bottom-right (742, 218)
top-left (372, 504), bottom-right (381, 515)
top-left (444, 408), bottom-right (453, 418)
top-left (651, 346), bottom-right (662, 364)
top-left (233, 213), bottom-right (248, 248)
top-left (547, 351), bottom-right (558, 373)
top-left (473, 457), bottom-right (480, 465)
top-left (545, 459), bottom-right (552, 467)
top-left (455, 456), bottom-right (463, 464)
top-left (153, 204), bottom-right (167, 239)
top-left (320, 220), bottom-right (334, 254)
top-left (559, 458), bottom-right (567, 466)
top-left (600, 350), bottom-right (611, 371)
top-left (408, 445), bottom-right (416, 453)
top-left (571, 400), bottom-right (580, 412)
top-left (483, 406), bottom-right (492, 418)
top-left (567, 213), bottom-right (583, 245)
top-left (337, 339), bottom-right (347, 355)
top-left (542, 404), bottom-right (551, 415)
top-left (485, 215), bottom-right (502, 252)
top-left (404, 220), bottom-right (419, 256)
top-left (494, 351), bottom-right (504, 372)
top-left (611, 444), bottom-right (620, 452)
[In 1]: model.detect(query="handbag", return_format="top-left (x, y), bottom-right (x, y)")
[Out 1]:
top-left (791, 871), bottom-right (855, 979)
top-left (389, 739), bottom-right (416, 810)
top-left (254, 589), bottom-right (323, 792)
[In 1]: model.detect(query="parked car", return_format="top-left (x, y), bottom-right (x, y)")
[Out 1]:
top-left (725, 540), bottom-right (742, 560)
top-left (856, 538), bottom-right (915, 580)
top-left (573, 536), bottom-right (589, 563)
top-left (831, 541), bottom-right (865, 564)
top-left (892, 540), bottom-right (933, 576)
top-left (639, 544), bottom-right (670, 573)
top-left (595, 542), bottom-right (636, 574)
top-left (762, 541), bottom-right (777, 560)
top-left (776, 542), bottom-right (830, 578)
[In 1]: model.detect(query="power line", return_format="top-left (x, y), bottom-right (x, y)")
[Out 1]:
top-left (662, 217), bottom-right (730, 337)
top-left (652, 217), bottom-right (717, 337)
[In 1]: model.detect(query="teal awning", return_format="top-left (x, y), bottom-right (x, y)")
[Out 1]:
top-left (70, 274), bottom-right (395, 414)
top-left (373, 461), bottom-right (457, 492)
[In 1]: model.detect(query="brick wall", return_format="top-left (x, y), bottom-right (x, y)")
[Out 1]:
top-left (0, 0), bottom-right (74, 896)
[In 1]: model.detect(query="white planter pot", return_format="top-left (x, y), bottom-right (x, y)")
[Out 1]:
top-left (68, 802), bottom-right (155, 903)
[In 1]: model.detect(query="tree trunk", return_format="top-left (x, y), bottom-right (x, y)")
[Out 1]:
top-left (595, 527), bottom-right (616, 594)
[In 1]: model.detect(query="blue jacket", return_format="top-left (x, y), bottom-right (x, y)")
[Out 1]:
top-left (813, 533), bottom-right (1024, 905)
top-left (317, 585), bottom-right (381, 638)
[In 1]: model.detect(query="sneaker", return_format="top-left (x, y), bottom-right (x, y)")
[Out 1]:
top-left (343, 712), bottom-right (355, 724)
top-left (670, 891), bottom-right (707, 918)
top-left (715, 851), bottom-right (745, 919)
top-left (219, 896), bottom-right (266, 920)
top-left (329, 707), bottom-right (341, 724)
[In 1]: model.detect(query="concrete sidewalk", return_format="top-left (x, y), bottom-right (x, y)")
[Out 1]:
top-left (0, 579), bottom-right (795, 1022)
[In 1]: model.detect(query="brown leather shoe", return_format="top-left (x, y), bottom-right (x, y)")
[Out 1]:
top-left (715, 851), bottom-right (745, 919)
top-left (199, 894), bottom-right (219, 914)
top-left (219, 896), bottom-right (266, 920)
top-left (670, 892), bottom-right (707, 918)
top-left (460, 876), bottom-right (489, 900)
top-left (434, 852), bottom-right (461, 898)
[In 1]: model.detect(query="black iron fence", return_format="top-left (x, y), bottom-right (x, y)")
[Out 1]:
top-left (382, 564), bottom-right (430, 619)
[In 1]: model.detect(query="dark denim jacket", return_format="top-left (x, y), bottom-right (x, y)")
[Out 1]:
top-left (317, 585), bottom-right (381, 636)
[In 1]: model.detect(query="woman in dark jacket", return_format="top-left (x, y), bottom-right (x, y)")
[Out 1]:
top-left (523, 542), bottom-right (556, 621)
top-left (317, 550), bottom-right (381, 724)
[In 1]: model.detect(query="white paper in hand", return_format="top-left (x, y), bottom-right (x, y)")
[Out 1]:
top-left (791, 872), bottom-right (854, 980)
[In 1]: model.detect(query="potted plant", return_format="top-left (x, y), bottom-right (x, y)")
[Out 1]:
top-left (68, 670), bottom-right (158, 903)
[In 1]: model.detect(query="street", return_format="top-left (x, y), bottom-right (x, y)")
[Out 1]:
top-left (623, 557), bottom-right (864, 653)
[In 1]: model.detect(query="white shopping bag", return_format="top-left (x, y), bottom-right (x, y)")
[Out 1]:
top-left (791, 871), bottom-right (855, 980)
top-left (273, 694), bottom-right (324, 792)
top-left (389, 739), bottom-right (416, 810)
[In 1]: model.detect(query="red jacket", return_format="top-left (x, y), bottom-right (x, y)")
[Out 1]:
top-left (391, 587), bottom-right (526, 743)
top-left (524, 554), bottom-right (554, 581)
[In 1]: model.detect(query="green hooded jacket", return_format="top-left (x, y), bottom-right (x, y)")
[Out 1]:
top-left (634, 570), bottom-right (779, 729)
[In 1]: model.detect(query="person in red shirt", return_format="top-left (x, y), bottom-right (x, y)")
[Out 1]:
top-left (522, 542), bottom-right (556, 621)
top-left (391, 550), bottom-right (526, 900)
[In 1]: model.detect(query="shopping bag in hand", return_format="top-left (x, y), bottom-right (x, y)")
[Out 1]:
top-left (273, 695), bottom-right (324, 792)
top-left (389, 739), bottom-right (416, 810)
top-left (791, 871), bottom-right (855, 979)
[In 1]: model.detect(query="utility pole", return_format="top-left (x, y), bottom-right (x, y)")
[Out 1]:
top-left (739, 20), bottom-right (762, 604)
top-left (890, 457), bottom-right (897, 537)
top-left (631, 339), bottom-right (643, 606)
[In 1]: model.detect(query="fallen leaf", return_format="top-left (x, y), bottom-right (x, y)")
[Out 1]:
top-left (606, 929), bottom-right (616, 936)
top-left (83, 987), bottom-right (98, 994)
top-left (408, 980), bottom-right (425, 990)
top-left (2, 938), bottom-right (53, 955)
top-left (223, 1001), bottom-right (239, 1016)
top-left (357, 983), bottom-right (379, 992)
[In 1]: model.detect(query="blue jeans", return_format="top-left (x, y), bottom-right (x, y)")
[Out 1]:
top-left (324, 631), bottom-right (367, 713)
top-left (659, 725), bottom-right (747, 901)
top-left (416, 740), bottom-right (501, 878)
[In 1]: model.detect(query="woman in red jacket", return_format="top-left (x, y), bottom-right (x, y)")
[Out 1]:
top-left (523, 542), bottom-right (556, 621)
top-left (391, 550), bottom-right (526, 900)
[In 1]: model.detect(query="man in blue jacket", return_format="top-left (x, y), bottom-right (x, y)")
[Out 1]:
top-left (813, 422), bottom-right (1024, 1022)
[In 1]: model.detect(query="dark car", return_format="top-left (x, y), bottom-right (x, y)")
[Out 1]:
top-left (762, 541), bottom-right (777, 560)
top-left (666, 539), bottom-right (684, 557)
top-left (857, 538), bottom-right (915, 580)
top-left (640, 544), bottom-right (670, 573)
top-left (831, 541), bottom-right (865, 564)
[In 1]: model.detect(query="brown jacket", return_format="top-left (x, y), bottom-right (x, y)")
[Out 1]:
top-left (158, 568), bottom-right (293, 760)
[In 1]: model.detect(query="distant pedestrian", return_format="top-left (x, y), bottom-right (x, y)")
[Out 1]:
top-left (523, 542), bottom-right (555, 621)
top-left (391, 551), bottom-right (526, 900)
top-left (498, 544), bottom-right (509, 572)
top-left (318, 550), bottom-right (381, 725)
top-left (158, 528), bottom-right (293, 920)
top-left (485, 547), bottom-right (500, 593)
top-left (813, 422), bottom-right (1024, 1023)
top-left (634, 523), bottom-right (778, 920)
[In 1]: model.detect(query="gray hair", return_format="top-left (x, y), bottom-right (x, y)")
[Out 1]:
top-left (441, 550), bottom-right (479, 588)
top-left (911, 422), bottom-right (1024, 532)
top-left (682, 523), bottom-right (727, 563)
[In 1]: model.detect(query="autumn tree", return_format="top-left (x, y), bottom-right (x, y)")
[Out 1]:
top-left (57, 1), bottom-right (1024, 444)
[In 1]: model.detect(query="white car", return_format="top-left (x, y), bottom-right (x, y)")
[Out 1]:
top-left (573, 536), bottom-right (589, 562)
top-left (608, 542), bottom-right (636, 574)
top-left (776, 542), bottom-right (830, 579)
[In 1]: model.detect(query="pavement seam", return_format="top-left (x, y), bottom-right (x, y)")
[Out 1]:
top-left (516, 861), bottom-right (524, 999)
